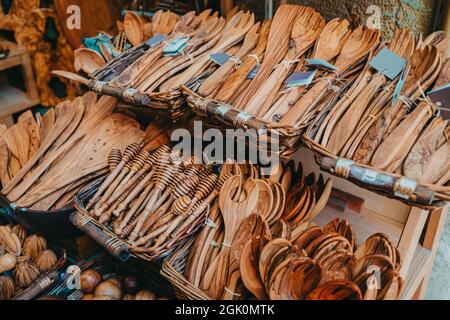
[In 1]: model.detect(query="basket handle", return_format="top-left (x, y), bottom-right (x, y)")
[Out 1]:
top-left (320, 157), bottom-right (436, 205)
top-left (70, 212), bottom-right (131, 262)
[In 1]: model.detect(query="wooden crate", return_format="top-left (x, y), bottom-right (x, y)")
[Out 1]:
top-left (297, 147), bottom-right (448, 300)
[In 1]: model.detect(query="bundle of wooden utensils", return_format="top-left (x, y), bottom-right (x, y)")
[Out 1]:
top-left (179, 160), bottom-right (333, 299)
top-left (0, 224), bottom-right (63, 300)
top-left (305, 31), bottom-right (450, 188)
top-left (0, 92), bottom-right (167, 211)
top-left (83, 144), bottom-right (219, 259)
top-left (183, 215), bottom-right (402, 300)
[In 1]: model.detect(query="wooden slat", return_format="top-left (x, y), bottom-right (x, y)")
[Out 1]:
top-left (414, 204), bottom-right (450, 299)
top-left (398, 206), bottom-right (429, 278)
top-left (400, 245), bottom-right (431, 300)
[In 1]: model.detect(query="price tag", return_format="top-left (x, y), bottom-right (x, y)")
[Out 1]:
top-left (305, 59), bottom-right (338, 71)
top-left (392, 65), bottom-right (410, 106)
top-left (285, 70), bottom-right (317, 88)
top-left (429, 83), bottom-right (450, 120)
top-left (145, 33), bottom-right (167, 48)
top-left (370, 47), bottom-right (406, 80)
top-left (247, 64), bottom-right (260, 79)
top-left (163, 37), bottom-right (190, 56)
top-left (209, 53), bottom-right (230, 66)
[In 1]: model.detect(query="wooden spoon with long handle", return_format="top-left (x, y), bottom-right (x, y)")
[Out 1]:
top-left (281, 26), bottom-right (380, 127)
top-left (198, 22), bottom-right (261, 97)
top-left (263, 18), bottom-right (351, 121)
top-left (166, 11), bottom-right (255, 90)
top-left (326, 29), bottom-right (415, 154)
top-left (206, 175), bottom-right (259, 299)
top-left (247, 8), bottom-right (325, 118)
top-left (215, 20), bottom-right (271, 103)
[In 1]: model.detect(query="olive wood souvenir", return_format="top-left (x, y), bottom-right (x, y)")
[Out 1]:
top-left (245, 7), bottom-right (325, 117)
top-left (206, 176), bottom-right (259, 299)
top-left (354, 45), bottom-right (440, 164)
top-left (306, 280), bottom-right (362, 300)
top-left (371, 102), bottom-right (433, 172)
top-left (281, 26), bottom-right (381, 127)
top-left (222, 214), bottom-right (270, 300)
top-left (166, 11), bottom-right (255, 90)
top-left (215, 20), bottom-right (271, 103)
top-left (419, 138), bottom-right (450, 184)
top-left (233, 5), bottom-right (305, 110)
top-left (74, 48), bottom-right (106, 75)
top-left (199, 22), bottom-right (261, 97)
top-left (2, 101), bottom-right (77, 196)
top-left (325, 29), bottom-right (415, 154)
top-left (262, 18), bottom-right (351, 122)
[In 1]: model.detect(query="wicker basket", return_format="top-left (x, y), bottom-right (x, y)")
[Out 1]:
top-left (182, 87), bottom-right (305, 159)
top-left (72, 178), bottom-right (199, 264)
top-left (45, 253), bottom-right (176, 299)
top-left (303, 135), bottom-right (450, 208)
top-left (0, 195), bottom-right (80, 239)
top-left (160, 238), bottom-right (210, 300)
top-left (87, 79), bottom-right (187, 121)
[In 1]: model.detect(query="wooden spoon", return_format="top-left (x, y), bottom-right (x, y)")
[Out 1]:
top-left (74, 48), bottom-right (106, 75)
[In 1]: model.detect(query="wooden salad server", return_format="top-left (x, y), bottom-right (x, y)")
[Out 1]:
top-left (403, 118), bottom-right (447, 179)
top-left (354, 45), bottom-right (441, 164)
top-left (206, 175), bottom-right (259, 299)
top-left (403, 59), bottom-right (450, 179)
top-left (124, 10), bottom-right (146, 47)
top-left (2, 101), bottom-right (77, 196)
top-left (222, 214), bottom-right (271, 300)
top-left (325, 29), bottom-right (415, 154)
top-left (263, 17), bottom-right (351, 122)
top-left (74, 48), bottom-right (106, 75)
top-left (18, 111), bottom-right (40, 160)
top-left (135, 16), bottom-right (226, 91)
top-left (198, 21), bottom-right (261, 97)
top-left (245, 7), bottom-right (325, 118)
top-left (17, 114), bottom-right (144, 208)
top-left (111, 11), bottom-right (201, 87)
top-left (214, 20), bottom-right (271, 103)
top-left (280, 26), bottom-right (381, 127)
top-left (165, 11), bottom-right (255, 90)
top-left (419, 138), bottom-right (450, 184)
top-left (233, 5), bottom-right (304, 110)
top-left (185, 202), bottom-right (223, 286)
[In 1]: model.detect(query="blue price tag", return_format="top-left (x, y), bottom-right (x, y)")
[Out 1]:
top-left (163, 37), bottom-right (190, 56)
top-left (305, 59), bottom-right (338, 71)
top-left (285, 70), bottom-right (317, 88)
top-left (247, 64), bottom-right (260, 79)
top-left (209, 53), bottom-right (230, 66)
top-left (145, 33), bottom-right (167, 48)
top-left (370, 47), bottom-right (406, 80)
top-left (392, 65), bottom-right (410, 106)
